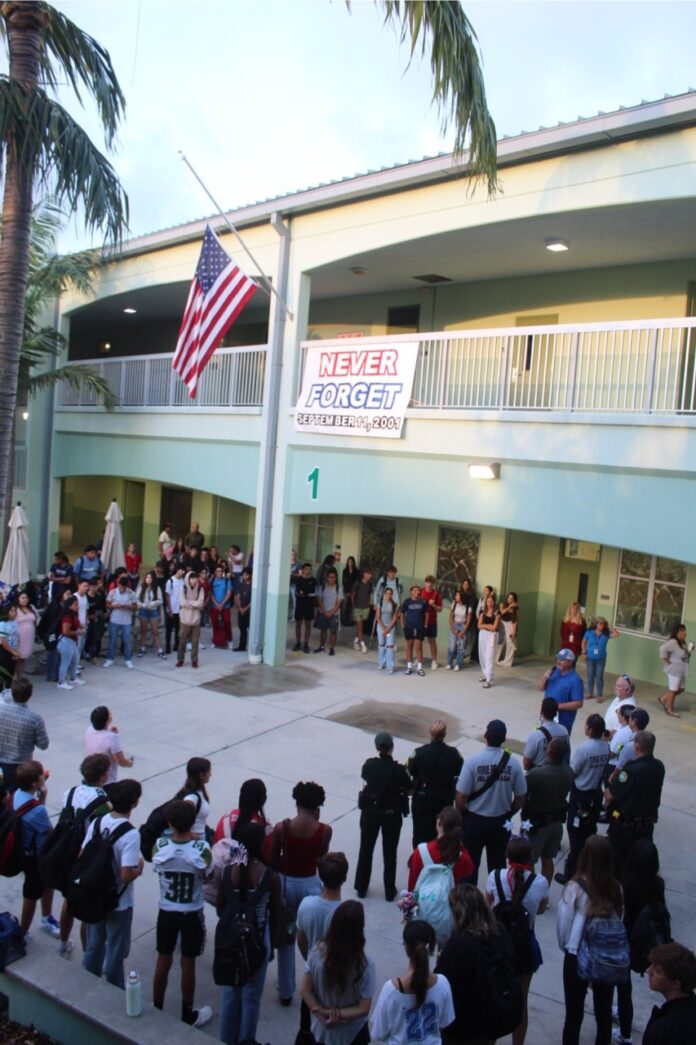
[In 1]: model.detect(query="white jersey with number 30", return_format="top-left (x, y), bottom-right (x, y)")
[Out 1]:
top-left (152, 837), bottom-right (212, 912)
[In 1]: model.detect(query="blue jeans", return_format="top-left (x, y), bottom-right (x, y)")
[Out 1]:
top-left (219, 926), bottom-right (270, 1044)
top-left (57, 636), bottom-right (78, 683)
top-left (108, 622), bottom-right (132, 662)
top-left (447, 632), bottom-right (465, 667)
top-left (586, 657), bottom-right (606, 697)
top-left (377, 623), bottom-right (395, 670)
top-left (276, 874), bottom-right (321, 999)
top-left (45, 648), bottom-right (58, 681)
top-left (83, 907), bottom-right (133, 989)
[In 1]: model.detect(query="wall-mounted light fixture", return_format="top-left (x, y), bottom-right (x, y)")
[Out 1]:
top-left (122, 307), bottom-right (137, 314)
top-left (21, 410), bottom-right (29, 421)
top-left (469, 463), bottom-right (501, 480)
top-left (96, 339), bottom-right (112, 354)
top-left (546, 238), bottom-right (569, 253)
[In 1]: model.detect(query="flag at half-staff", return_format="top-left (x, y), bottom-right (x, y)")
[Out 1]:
top-left (172, 224), bottom-right (257, 398)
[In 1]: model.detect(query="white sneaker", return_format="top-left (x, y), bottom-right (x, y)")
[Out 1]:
top-left (192, 1005), bottom-right (213, 1028)
top-left (186, 642), bottom-right (192, 651)
top-left (57, 682), bottom-right (74, 691)
top-left (360, 641), bottom-right (367, 654)
top-left (58, 939), bottom-right (74, 958)
top-left (102, 660), bottom-right (113, 668)
top-left (41, 915), bottom-right (61, 938)
top-left (227, 642), bottom-right (234, 650)
top-left (453, 664), bottom-right (460, 671)
top-left (482, 680), bottom-right (491, 688)
top-left (124, 660), bottom-right (134, 669)
top-left (71, 678), bottom-right (86, 687)
top-left (431, 661), bottom-right (438, 671)
top-left (353, 638), bottom-right (360, 650)
top-left (445, 664), bottom-right (452, 670)
top-left (200, 643), bottom-right (207, 650)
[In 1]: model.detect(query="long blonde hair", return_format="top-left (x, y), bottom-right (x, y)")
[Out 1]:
top-left (563, 601), bottom-right (583, 624)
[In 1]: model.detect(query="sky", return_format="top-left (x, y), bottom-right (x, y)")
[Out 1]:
top-left (4, 0), bottom-right (696, 247)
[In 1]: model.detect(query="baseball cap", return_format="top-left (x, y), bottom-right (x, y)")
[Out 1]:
top-left (630, 708), bottom-right (650, 730)
top-left (556, 648), bottom-right (576, 662)
top-left (485, 719), bottom-right (507, 744)
top-left (374, 731), bottom-right (394, 750)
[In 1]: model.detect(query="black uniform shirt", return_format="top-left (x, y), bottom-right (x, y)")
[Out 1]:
top-left (609, 754), bottom-right (665, 821)
top-left (407, 740), bottom-right (463, 809)
top-left (361, 755), bottom-right (411, 815)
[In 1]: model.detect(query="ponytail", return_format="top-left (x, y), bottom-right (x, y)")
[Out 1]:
top-left (403, 920), bottom-right (435, 1008)
top-left (436, 806), bottom-right (463, 865)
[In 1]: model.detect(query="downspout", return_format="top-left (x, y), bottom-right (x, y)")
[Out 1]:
top-left (37, 296), bottom-right (60, 573)
top-left (248, 212), bottom-right (291, 662)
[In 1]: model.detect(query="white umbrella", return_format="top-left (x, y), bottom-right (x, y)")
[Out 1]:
top-left (101, 498), bottom-right (126, 575)
top-left (0, 503), bottom-right (30, 587)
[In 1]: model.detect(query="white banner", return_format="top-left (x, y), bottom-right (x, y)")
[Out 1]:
top-left (294, 341), bottom-right (419, 439)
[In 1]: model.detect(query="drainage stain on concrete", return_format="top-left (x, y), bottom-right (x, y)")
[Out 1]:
top-left (326, 701), bottom-right (459, 745)
top-left (202, 663), bottom-right (320, 697)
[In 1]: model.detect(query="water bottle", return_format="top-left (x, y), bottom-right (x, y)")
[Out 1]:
top-left (126, 970), bottom-right (142, 1017)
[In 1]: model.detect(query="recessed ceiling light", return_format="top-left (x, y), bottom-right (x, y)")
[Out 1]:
top-left (350, 266), bottom-right (367, 276)
top-left (469, 463), bottom-right (501, 480)
top-left (122, 307), bottom-right (137, 314)
top-left (546, 238), bottom-right (569, 252)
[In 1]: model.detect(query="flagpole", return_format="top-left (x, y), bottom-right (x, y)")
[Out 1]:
top-left (178, 150), bottom-right (294, 321)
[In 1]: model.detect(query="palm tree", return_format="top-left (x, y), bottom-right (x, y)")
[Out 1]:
top-left (0, 1), bottom-right (128, 535)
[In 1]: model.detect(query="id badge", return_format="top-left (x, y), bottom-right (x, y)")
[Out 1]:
top-left (592, 647), bottom-right (599, 657)
top-left (573, 816), bottom-right (581, 829)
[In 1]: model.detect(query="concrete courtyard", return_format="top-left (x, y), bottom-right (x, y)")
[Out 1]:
top-left (0, 627), bottom-right (693, 1044)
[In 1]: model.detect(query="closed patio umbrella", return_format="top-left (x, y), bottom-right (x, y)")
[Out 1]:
top-left (101, 498), bottom-right (126, 575)
top-left (0, 503), bottom-right (30, 587)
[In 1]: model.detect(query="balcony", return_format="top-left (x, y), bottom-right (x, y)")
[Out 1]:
top-left (57, 345), bottom-right (267, 411)
top-left (300, 318), bottom-right (696, 419)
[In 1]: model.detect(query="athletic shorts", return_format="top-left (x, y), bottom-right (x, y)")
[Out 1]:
top-left (667, 673), bottom-right (684, 691)
top-left (156, 908), bottom-right (206, 958)
top-left (22, 854), bottom-right (45, 900)
top-left (529, 821), bottom-right (563, 862)
top-left (403, 626), bottom-right (424, 642)
top-left (315, 612), bottom-right (339, 633)
top-left (353, 607), bottom-right (371, 623)
top-left (295, 602), bottom-right (316, 622)
top-left (423, 623), bottom-right (438, 639)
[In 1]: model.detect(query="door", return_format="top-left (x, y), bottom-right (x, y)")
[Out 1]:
top-left (554, 554), bottom-right (600, 652)
top-left (123, 480), bottom-right (145, 550)
top-left (160, 486), bottom-right (193, 541)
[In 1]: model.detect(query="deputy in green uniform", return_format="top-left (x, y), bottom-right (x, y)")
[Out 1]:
top-left (604, 729), bottom-right (665, 878)
top-left (407, 718), bottom-right (463, 847)
top-left (354, 731), bottom-right (412, 901)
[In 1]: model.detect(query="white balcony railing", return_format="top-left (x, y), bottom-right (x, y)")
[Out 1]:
top-left (57, 346), bottom-right (267, 410)
top-left (300, 319), bottom-right (696, 416)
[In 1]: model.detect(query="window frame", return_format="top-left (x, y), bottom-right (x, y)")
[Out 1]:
top-left (614, 550), bottom-right (688, 639)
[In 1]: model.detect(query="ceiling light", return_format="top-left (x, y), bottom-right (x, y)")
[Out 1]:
top-left (97, 339), bottom-right (112, 354)
top-left (469, 463), bottom-right (501, 480)
top-left (350, 266), bottom-right (367, 276)
top-left (21, 410), bottom-right (29, 421)
top-left (546, 238), bottom-right (569, 252)
top-left (413, 273), bottom-right (452, 284)
top-left (122, 307), bottom-right (137, 314)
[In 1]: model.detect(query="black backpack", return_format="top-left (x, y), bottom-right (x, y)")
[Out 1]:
top-left (139, 791), bottom-right (201, 862)
top-left (0, 798), bottom-right (39, 878)
top-left (629, 902), bottom-right (672, 975)
top-left (478, 931), bottom-right (524, 1039)
top-left (492, 868), bottom-right (537, 974)
top-left (64, 816), bottom-right (135, 924)
top-left (38, 787), bottom-right (107, 893)
top-left (213, 864), bottom-right (271, 987)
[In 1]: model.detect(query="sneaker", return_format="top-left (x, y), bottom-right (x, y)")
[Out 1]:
top-left (57, 682), bottom-right (74, 691)
top-left (58, 939), bottom-right (74, 958)
top-left (71, 678), bottom-right (86, 687)
top-left (158, 650), bottom-right (166, 659)
top-left (292, 642), bottom-right (302, 652)
top-left (360, 641), bottom-right (367, 654)
top-left (192, 660), bottom-right (199, 668)
top-left (613, 1032), bottom-right (632, 1045)
top-left (404, 667), bottom-right (413, 676)
top-left (313, 646), bottom-right (325, 654)
top-left (136, 648), bottom-right (146, 658)
top-left (191, 1006), bottom-right (213, 1029)
top-left (387, 669), bottom-right (395, 675)
top-left (124, 660), bottom-right (134, 669)
top-left (41, 915), bottom-right (61, 939)
top-left (482, 680), bottom-right (491, 688)
top-left (417, 668), bottom-right (425, 677)
top-left (353, 638), bottom-right (360, 650)
top-left (445, 664), bottom-right (452, 670)
top-left (102, 660), bottom-right (113, 668)
top-left (227, 642), bottom-right (234, 650)
top-left (431, 661), bottom-right (438, 671)
top-left (612, 1006), bottom-right (620, 1025)
top-left (200, 643), bottom-right (207, 650)
top-left (453, 664), bottom-right (460, 671)
top-left (478, 675), bottom-right (486, 682)
top-left (328, 648), bottom-right (335, 656)
top-left (75, 666), bottom-right (82, 675)
top-left (186, 642), bottom-right (192, 651)
top-left (303, 644), bottom-right (310, 654)
top-left (176, 660), bottom-right (184, 667)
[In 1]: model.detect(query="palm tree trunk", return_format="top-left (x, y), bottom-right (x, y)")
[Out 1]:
top-left (0, 2), bottom-right (45, 537)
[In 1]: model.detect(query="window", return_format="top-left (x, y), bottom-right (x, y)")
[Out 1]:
top-left (387, 305), bottom-right (420, 334)
top-left (360, 517), bottom-right (396, 578)
top-left (298, 515), bottom-right (335, 567)
top-left (436, 526), bottom-right (480, 602)
top-left (615, 550), bottom-right (687, 637)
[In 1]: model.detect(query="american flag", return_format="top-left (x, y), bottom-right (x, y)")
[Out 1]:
top-left (172, 225), bottom-right (257, 398)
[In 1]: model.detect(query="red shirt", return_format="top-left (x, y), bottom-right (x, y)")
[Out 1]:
top-left (60, 610), bottom-right (80, 639)
top-left (213, 808), bottom-right (272, 845)
top-left (125, 552), bottom-right (141, 576)
top-left (407, 838), bottom-right (475, 892)
top-left (561, 618), bottom-right (586, 650)
top-left (420, 588), bottom-right (443, 628)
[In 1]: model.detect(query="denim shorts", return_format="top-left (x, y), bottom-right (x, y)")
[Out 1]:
top-left (138, 608), bottom-right (159, 620)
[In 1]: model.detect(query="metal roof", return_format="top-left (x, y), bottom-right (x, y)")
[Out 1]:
top-left (118, 89), bottom-right (696, 258)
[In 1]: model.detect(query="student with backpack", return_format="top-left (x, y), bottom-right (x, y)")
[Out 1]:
top-left (370, 919), bottom-right (455, 1044)
top-left (216, 822), bottom-right (280, 1045)
top-left (80, 779), bottom-right (143, 989)
top-left (407, 808), bottom-right (474, 949)
top-left (436, 883), bottom-right (523, 1044)
top-left (614, 840), bottom-right (672, 1045)
top-left (485, 837), bottom-right (549, 1045)
top-left (152, 800), bottom-right (213, 1029)
top-left (556, 835), bottom-right (629, 1045)
top-left (10, 760), bottom-right (61, 941)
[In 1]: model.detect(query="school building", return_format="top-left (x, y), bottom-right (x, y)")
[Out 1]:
top-left (17, 90), bottom-right (696, 690)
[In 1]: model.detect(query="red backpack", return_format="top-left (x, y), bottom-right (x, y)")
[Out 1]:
top-left (0, 796), bottom-right (40, 877)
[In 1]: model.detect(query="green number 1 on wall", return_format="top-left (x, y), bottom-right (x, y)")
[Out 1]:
top-left (307, 467), bottom-right (319, 501)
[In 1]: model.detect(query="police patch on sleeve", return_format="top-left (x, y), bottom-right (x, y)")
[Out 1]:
top-left (618, 771), bottom-right (628, 783)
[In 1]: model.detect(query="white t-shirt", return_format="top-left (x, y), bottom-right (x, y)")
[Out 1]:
top-left (370, 975), bottom-right (455, 1045)
top-left (604, 697), bottom-right (636, 733)
top-left (610, 723), bottom-right (633, 758)
top-left (62, 783), bottom-right (109, 814)
top-left (183, 790), bottom-right (209, 839)
top-left (84, 725), bottom-right (124, 784)
top-left (297, 895), bottom-right (342, 951)
top-left (159, 530), bottom-right (174, 553)
top-left (152, 837), bottom-right (212, 912)
top-left (76, 592), bottom-right (88, 628)
top-left (83, 813), bottom-right (141, 911)
top-left (486, 868), bottom-right (549, 928)
top-left (166, 576), bottom-right (184, 614)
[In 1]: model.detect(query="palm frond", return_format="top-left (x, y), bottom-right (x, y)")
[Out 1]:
top-left (0, 78), bottom-right (128, 243)
top-left (20, 324), bottom-right (65, 366)
top-left (378, 0), bottom-right (499, 193)
top-left (25, 362), bottom-right (117, 410)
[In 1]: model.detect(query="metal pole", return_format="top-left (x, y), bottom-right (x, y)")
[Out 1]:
top-left (178, 151), bottom-right (293, 321)
top-left (248, 211), bottom-right (292, 662)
